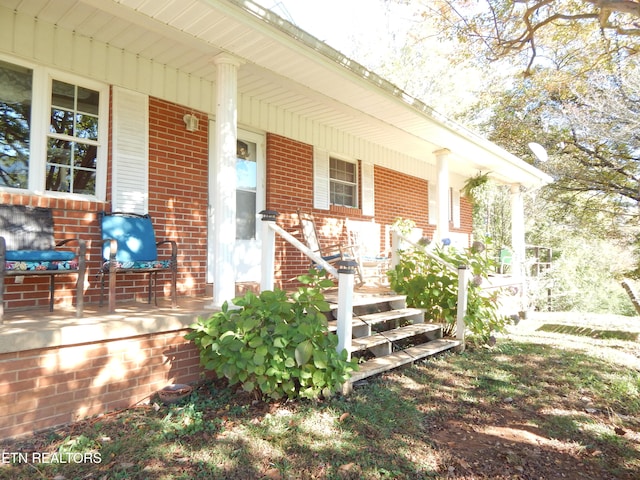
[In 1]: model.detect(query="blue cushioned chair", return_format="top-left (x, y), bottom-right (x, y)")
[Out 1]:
top-left (0, 205), bottom-right (86, 321)
top-left (99, 212), bottom-right (177, 313)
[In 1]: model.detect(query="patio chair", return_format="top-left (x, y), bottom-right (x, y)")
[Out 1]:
top-left (0, 205), bottom-right (86, 321)
top-left (499, 248), bottom-right (512, 274)
top-left (345, 219), bottom-right (390, 285)
top-left (296, 210), bottom-right (363, 283)
top-left (99, 212), bottom-right (177, 313)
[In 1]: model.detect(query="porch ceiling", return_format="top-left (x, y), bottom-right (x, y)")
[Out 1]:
top-left (3, 0), bottom-right (551, 187)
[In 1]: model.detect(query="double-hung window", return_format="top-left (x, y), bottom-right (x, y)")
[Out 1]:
top-left (0, 56), bottom-right (108, 199)
top-left (329, 157), bottom-right (357, 208)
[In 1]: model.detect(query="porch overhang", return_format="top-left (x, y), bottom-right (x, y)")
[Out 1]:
top-left (3, 0), bottom-right (551, 188)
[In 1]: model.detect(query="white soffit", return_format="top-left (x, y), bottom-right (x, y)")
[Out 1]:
top-left (2, 0), bottom-right (552, 187)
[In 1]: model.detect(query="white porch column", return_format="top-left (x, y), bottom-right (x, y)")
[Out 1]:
top-left (510, 184), bottom-right (526, 278)
top-left (434, 148), bottom-right (451, 242)
top-left (212, 53), bottom-right (242, 308)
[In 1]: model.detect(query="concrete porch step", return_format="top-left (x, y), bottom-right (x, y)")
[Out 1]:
top-left (349, 338), bottom-right (461, 384)
top-left (350, 323), bottom-right (442, 353)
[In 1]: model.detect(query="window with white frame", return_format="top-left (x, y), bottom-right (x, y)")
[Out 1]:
top-left (0, 57), bottom-right (108, 199)
top-left (329, 157), bottom-right (357, 207)
top-left (0, 60), bottom-right (31, 189)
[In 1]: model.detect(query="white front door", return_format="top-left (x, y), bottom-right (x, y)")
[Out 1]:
top-left (208, 126), bottom-right (265, 283)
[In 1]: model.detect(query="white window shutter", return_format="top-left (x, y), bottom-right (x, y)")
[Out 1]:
top-left (313, 148), bottom-right (330, 210)
top-left (112, 87), bottom-right (149, 214)
top-left (361, 161), bottom-right (375, 217)
top-left (452, 188), bottom-right (461, 228)
top-left (428, 182), bottom-right (437, 225)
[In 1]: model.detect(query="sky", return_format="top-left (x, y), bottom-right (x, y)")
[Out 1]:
top-left (253, 0), bottom-right (395, 58)
top-left (251, 1), bottom-right (492, 119)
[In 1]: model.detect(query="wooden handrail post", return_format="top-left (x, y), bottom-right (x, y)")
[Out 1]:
top-left (456, 264), bottom-right (469, 352)
top-left (391, 230), bottom-right (400, 268)
top-left (260, 210), bottom-right (279, 292)
top-left (336, 260), bottom-right (357, 360)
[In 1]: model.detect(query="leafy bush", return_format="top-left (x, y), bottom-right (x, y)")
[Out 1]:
top-left (527, 236), bottom-right (636, 315)
top-left (388, 239), bottom-right (510, 343)
top-left (185, 271), bottom-right (358, 400)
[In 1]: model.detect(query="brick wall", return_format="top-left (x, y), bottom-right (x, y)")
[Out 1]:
top-left (0, 98), bottom-right (209, 312)
top-left (0, 331), bottom-right (202, 440)
top-left (456, 196), bottom-right (474, 237)
top-left (0, 192), bottom-right (104, 311)
top-left (265, 134), bottom-right (452, 287)
top-left (374, 164), bottom-right (433, 238)
top-left (147, 99), bottom-right (208, 299)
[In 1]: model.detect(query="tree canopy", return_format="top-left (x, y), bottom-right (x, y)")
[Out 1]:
top-left (431, 0), bottom-right (640, 75)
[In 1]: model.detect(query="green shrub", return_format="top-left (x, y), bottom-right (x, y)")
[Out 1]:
top-left (185, 271), bottom-right (358, 400)
top-left (388, 239), bottom-right (511, 343)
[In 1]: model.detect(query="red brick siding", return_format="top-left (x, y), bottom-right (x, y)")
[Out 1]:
top-left (265, 134), bottom-right (458, 287)
top-left (147, 98), bottom-right (208, 299)
top-left (0, 97), bottom-right (210, 311)
top-left (0, 331), bottom-right (203, 440)
top-left (374, 164), bottom-right (433, 239)
top-left (455, 196), bottom-right (474, 239)
top-left (0, 192), bottom-right (103, 311)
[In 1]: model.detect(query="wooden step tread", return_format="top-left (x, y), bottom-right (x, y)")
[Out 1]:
top-left (327, 294), bottom-right (406, 309)
top-left (349, 338), bottom-right (460, 383)
top-left (327, 308), bottom-right (423, 331)
top-left (350, 323), bottom-right (442, 352)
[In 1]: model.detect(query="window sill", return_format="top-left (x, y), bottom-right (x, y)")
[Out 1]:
top-left (0, 188), bottom-right (107, 205)
top-left (330, 205), bottom-right (361, 216)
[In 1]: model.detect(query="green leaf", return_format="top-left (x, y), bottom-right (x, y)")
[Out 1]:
top-left (273, 336), bottom-right (288, 348)
top-left (242, 381), bottom-right (255, 392)
top-left (256, 345), bottom-right (269, 357)
top-left (219, 330), bottom-right (236, 341)
top-left (312, 369), bottom-right (326, 386)
top-left (295, 340), bottom-right (313, 366)
top-left (313, 350), bottom-right (328, 369)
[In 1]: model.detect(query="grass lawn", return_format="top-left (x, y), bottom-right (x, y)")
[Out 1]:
top-left (1, 311), bottom-right (639, 479)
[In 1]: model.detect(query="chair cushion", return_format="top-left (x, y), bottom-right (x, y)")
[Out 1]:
top-left (5, 259), bottom-right (79, 271)
top-left (6, 249), bottom-right (75, 262)
top-left (101, 214), bottom-right (158, 262)
top-left (101, 259), bottom-right (172, 272)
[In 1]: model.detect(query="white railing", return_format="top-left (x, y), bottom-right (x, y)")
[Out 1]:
top-left (260, 211), bottom-right (355, 358)
top-left (260, 212), bottom-right (470, 356)
top-left (390, 231), bottom-right (469, 351)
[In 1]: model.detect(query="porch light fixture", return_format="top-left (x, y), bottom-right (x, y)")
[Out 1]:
top-left (183, 113), bottom-right (199, 132)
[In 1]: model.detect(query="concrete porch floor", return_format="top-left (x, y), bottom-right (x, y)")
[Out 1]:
top-left (0, 297), bottom-right (218, 355)
top-left (0, 284), bottom-right (397, 355)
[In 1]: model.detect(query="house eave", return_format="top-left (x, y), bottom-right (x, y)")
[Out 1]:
top-left (2, 0), bottom-right (551, 188)
top-left (218, 0), bottom-right (553, 188)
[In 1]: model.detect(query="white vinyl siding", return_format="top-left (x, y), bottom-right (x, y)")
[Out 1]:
top-left (111, 87), bottom-right (149, 214)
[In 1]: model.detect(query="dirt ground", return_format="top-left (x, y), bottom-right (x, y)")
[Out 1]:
top-left (421, 311), bottom-right (640, 480)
